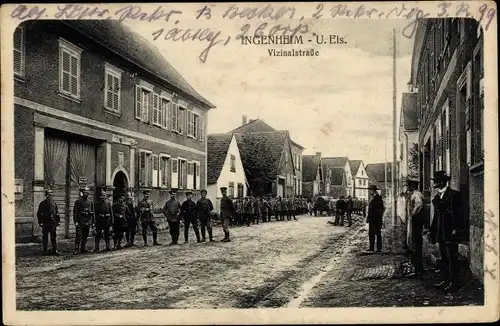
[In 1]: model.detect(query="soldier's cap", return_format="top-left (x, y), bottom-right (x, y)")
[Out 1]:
top-left (169, 190), bottom-right (176, 195)
top-left (45, 189), bottom-right (53, 195)
top-left (185, 191), bottom-right (192, 195)
top-left (368, 184), bottom-right (379, 190)
top-left (143, 189), bottom-right (150, 195)
top-left (220, 187), bottom-right (227, 191)
top-left (200, 189), bottom-right (207, 194)
top-left (431, 171), bottom-right (450, 182)
top-left (81, 186), bottom-right (90, 192)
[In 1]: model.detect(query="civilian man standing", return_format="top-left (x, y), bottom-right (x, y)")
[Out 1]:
top-left (196, 189), bottom-right (214, 242)
top-left (36, 189), bottom-right (60, 255)
top-left (367, 185), bottom-right (384, 252)
top-left (220, 187), bottom-right (235, 242)
top-left (163, 190), bottom-right (181, 245)
top-left (407, 179), bottom-right (426, 278)
top-left (429, 171), bottom-right (465, 292)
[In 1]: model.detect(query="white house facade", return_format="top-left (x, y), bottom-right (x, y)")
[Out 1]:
top-left (350, 160), bottom-right (370, 200)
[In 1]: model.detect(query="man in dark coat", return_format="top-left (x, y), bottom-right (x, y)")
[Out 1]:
top-left (196, 189), bottom-right (214, 242)
top-left (345, 196), bottom-right (354, 227)
top-left (429, 171), bottom-right (465, 292)
top-left (181, 191), bottom-right (201, 243)
top-left (163, 190), bottom-right (181, 245)
top-left (367, 185), bottom-right (385, 252)
top-left (335, 197), bottom-right (345, 226)
top-left (125, 192), bottom-right (138, 247)
top-left (407, 179), bottom-right (426, 278)
top-left (93, 189), bottom-right (113, 252)
top-left (36, 189), bottom-right (61, 255)
top-left (138, 190), bottom-right (160, 246)
top-left (220, 187), bottom-right (235, 242)
top-left (73, 187), bottom-right (94, 254)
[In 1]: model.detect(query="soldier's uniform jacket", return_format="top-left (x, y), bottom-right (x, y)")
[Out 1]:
top-left (281, 199), bottom-right (288, 211)
top-left (94, 198), bottom-right (113, 223)
top-left (245, 197), bottom-right (255, 214)
top-left (163, 198), bottom-right (181, 222)
top-left (181, 199), bottom-right (197, 220)
top-left (234, 199), bottom-right (242, 214)
top-left (269, 199), bottom-right (276, 212)
top-left (37, 198), bottom-right (60, 225)
top-left (113, 201), bottom-right (128, 221)
top-left (125, 201), bottom-right (137, 222)
top-left (276, 199), bottom-right (283, 211)
top-left (73, 197), bottom-right (94, 226)
top-left (262, 199), bottom-right (270, 214)
top-left (367, 194), bottom-right (384, 224)
top-left (254, 199), bottom-right (261, 215)
top-left (220, 195), bottom-right (235, 219)
top-left (138, 199), bottom-right (155, 222)
top-left (196, 197), bottom-right (214, 219)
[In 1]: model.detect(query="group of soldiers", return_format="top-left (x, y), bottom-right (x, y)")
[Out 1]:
top-left (231, 196), bottom-right (309, 226)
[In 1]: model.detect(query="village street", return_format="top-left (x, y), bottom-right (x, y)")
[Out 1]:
top-left (16, 212), bottom-right (483, 310)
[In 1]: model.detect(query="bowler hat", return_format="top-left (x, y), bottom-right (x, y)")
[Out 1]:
top-left (200, 189), bottom-right (207, 194)
top-left (431, 171), bottom-right (450, 182)
top-left (368, 184), bottom-right (379, 190)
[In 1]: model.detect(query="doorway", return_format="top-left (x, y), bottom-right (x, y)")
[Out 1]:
top-left (113, 171), bottom-right (129, 203)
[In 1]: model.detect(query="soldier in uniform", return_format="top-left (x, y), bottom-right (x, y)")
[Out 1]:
top-left (125, 192), bottom-right (138, 247)
top-left (73, 187), bottom-right (94, 254)
top-left (367, 185), bottom-right (385, 252)
top-left (277, 197), bottom-right (285, 221)
top-left (234, 198), bottom-right (243, 226)
top-left (345, 196), bottom-right (354, 227)
top-left (253, 196), bottom-right (261, 224)
top-left (220, 187), bottom-right (235, 242)
top-left (36, 189), bottom-right (61, 255)
top-left (181, 191), bottom-right (201, 243)
top-left (335, 197), bottom-right (344, 226)
top-left (244, 196), bottom-right (254, 226)
top-left (138, 190), bottom-right (160, 246)
top-left (93, 189), bottom-right (113, 252)
top-left (163, 190), bottom-right (181, 245)
top-left (112, 193), bottom-right (128, 249)
top-left (196, 189), bottom-right (214, 242)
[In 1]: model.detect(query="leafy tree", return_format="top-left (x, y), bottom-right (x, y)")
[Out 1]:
top-left (408, 143), bottom-right (419, 179)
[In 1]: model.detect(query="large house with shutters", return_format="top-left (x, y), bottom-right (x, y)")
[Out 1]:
top-left (13, 20), bottom-right (214, 241)
top-left (321, 157), bottom-right (354, 197)
top-left (348, 160), bottom-right (370, 201)
top-left (302, 152), bottom-right (323, 199)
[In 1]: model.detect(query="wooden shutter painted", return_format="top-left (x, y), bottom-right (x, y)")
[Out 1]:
top-left (199, 115), bottom-right (204, 141)
top-left (14, 27), bottom-right (23, 76)
top-left (153, 93), bottom-right (160, 125)
top-left (152, 154), bottom-right (159, 187)
top-left (135, 86), bottom-right (142, 119)
top-left (171, 158), bottom-right (179, 188)
top-left (187, 162), bottom-right (193, 189)
top-left (196, 162), bottom-right (201, 190)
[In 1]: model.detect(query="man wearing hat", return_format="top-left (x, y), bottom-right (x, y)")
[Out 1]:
top-left (196, 189), bottom-right (214, 242)
top-left (181, 191), bottom-right (201, 243)
top-left (366, 184), bottom-right (385, 252)
top-left (429, 171), bottom-right (465, 292)
top-left (73, 186), bottom-right (94, 254)
top-left (345, 196), bottom-right (354, 227)
top-left (407, 179), bottom-right (426, 278)
top-left (124, 192), bottom-right (138, 247)
top-left (112, 193), bottom-right (129, 250)
top-left (36, 189), bottom-right (61, 255)
top-left (138, 190), bottom-right (160, 246)
top-left (93, 189), bottom-right (113, 252)
top-left (163, 190), bottom-right (181, 245)
top-left (219, 186), bottom-right (235, 242)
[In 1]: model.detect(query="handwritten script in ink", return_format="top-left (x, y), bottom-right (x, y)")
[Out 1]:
top-left (9, 2), bottom-right (498, 63)
top-left (484, 209), bottom-right (499, 280)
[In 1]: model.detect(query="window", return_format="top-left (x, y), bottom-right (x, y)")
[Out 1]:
top-left (104, 64), bottom-right (122, 113)
top-left (139, 150), bottom-right (152, 187)
top-left (14, 27), bottom-right (24, 77)
top-left (187, 110), bottom-right (198, 138)
top-left (230, 155), bottom-right (236, 172)
top-left (171, 158), bottom-right (179, 188)
top-left (152, 93), bottom-right (161, 126)
top-left (161, 98), bottom-right (170, 129)
top-left (171, 102), bottom-right (179, 132)
top-left (178, 159), bottom-right (188, 189)
top-left (192, 162), bottom-right (201, 190)
top-left (193, 113), bottom-right (199, 139)
top-left (228, 182), bottom-right (235, 198)
top-left (178, 107), bottom-right (187, 134)
top-left (237, 183), bottom-right (244, 197)
top-left (59, 38), bottom-right (82, 99)
top-left (199, 114), bottom-right (205, 142)
top-left (135, 84), bottom-right (152, 122)
top-left (152, 154), bottom-right (159, 187)
top-left (159, 155), bottom-right (171, 188)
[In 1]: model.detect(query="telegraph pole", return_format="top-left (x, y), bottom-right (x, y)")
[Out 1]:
top-left (392, 29), bottom-right (398, 251)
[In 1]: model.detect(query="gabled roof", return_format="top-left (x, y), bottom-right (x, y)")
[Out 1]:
top-left (61, 20), bottom-right (215, 108)
top-left (302, 154), bottom-right (322, 181)
top-left (207, 134), bottom-right (234, 184)
top-left (401, 93), bottom-right (418, 131)
top-left (348, 160), bottom-right (363, 176)
top-left (366, 170), bottom-right (380, 187)
top-left (366, 163), bottom-right (394, 183)
top-left (228, 118), bottom-right (305, 150)
top-left (322, 157), bottom-right (348, 172)
top-left (330, 167), bottom-right (345, 186)
top-left (234, 131), bottom-right (289, 182)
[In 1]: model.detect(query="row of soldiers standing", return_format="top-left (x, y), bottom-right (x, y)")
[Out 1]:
top-left (232, 196), bottom-right (309, 226)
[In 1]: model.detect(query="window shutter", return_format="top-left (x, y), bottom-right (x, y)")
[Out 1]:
top-left (159, 156), bottom-right (164, 187)
top-left (152, 154), bottom-right (158, 187)
top-left (135, 86), bottom-right (142, 119)
top-left (70, 55), bottom-right (78, 96)
top-left (139, 152), bottom-right (146, 186)
top-left (61, 50), bottom-right (71, 93)
top-left (13, 27), bottom-right (23, 75)
top-left (199, 115), bottom-right (204, 141)
top-left (161, 99), bottom-right (168, 128)
top-left (187, 162), bottom-right (193, 189)
top-left (153, 93), bottom-right (160, 125)
top-left (147, 153), bottom-right (153, 187)
top-left (113, 76), bottom-right (120, 112)
top-left (171, 158), bottom-right (179, 188)
top-left (105, 73), bottom-right (113, 109)
top-left (195, 163), bottom-right (200, 190)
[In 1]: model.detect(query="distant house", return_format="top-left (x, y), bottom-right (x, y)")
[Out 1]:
top-left (329, 167), bottom-right (347, 198)
top-left (321, 157), bottom-right (354, 197)
top-left (233, 131), bottom-right (295, 198)
top-left (228, 117), bottom-right (305, 196)
top-left (207, 134), bottom-right (247, 212)
top-left (302, 152), bottom-right (323, 199)
top-left (366, 162), bottom-right (396, 197)
top-left (349, 160), bottom-right (370, 200)
top-left (398, 91), bottom-right (419, 193)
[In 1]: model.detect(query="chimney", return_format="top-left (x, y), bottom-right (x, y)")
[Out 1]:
top-left (242, 115), bottom-right (247, 125)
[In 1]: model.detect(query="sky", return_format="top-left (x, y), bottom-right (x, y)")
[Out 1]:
top-left (124, 4), bottom-right (416, 164)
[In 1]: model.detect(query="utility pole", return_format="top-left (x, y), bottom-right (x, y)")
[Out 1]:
top-left (392, 29), bottom-right (398, 252)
